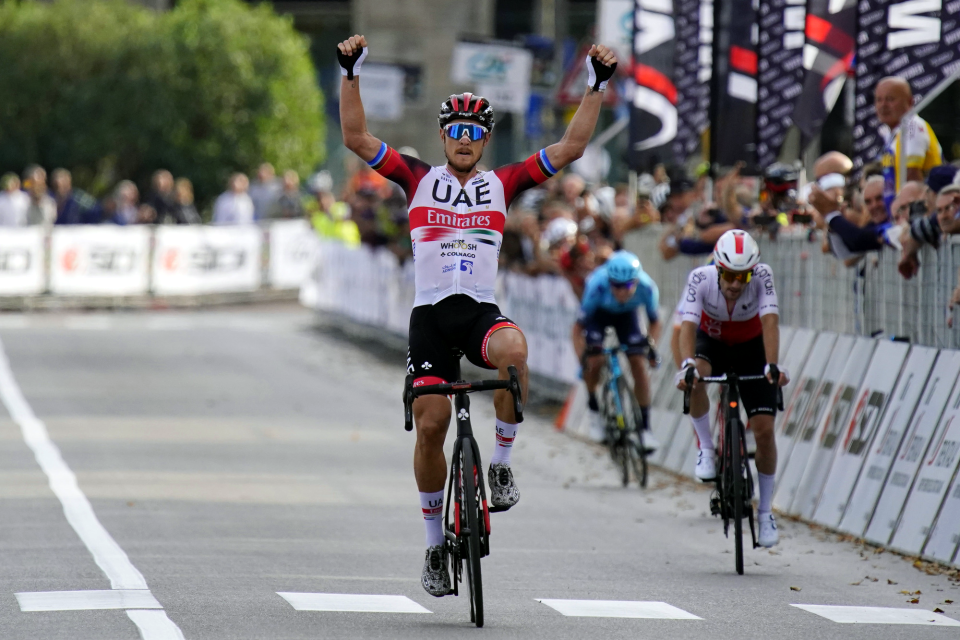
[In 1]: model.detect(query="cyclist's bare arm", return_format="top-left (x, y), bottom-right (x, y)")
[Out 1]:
top-left (761, 313), bottom-right (787, 386)
top-left (338, 35), bottom-right (383, 163)
top-left (543, 44), bottom-right (617, 171)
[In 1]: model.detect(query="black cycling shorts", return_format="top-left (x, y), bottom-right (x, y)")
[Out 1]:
top-left (694, 330), bottom-right (777, 418)
top-left (407, 294), bottom-right (521, 387)
top-left (581, 309), bottom-right (647, 355)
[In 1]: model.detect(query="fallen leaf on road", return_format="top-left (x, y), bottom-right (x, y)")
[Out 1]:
top-left (945, 600), bottom-right (954, 604)
top-left (790, 586), bottom-right (801, 592)
top-left (934, 608), bottom-right (944, 613)
top-left (888, 579), bottom-right (898, 585)
top-left (866, 576), bottom-right (878, 582)
top-left (909, 598), bottom-right (920, 604)
top-left (900, 590), bottom-right (912, 595)
top-left (850, 580), bottom-right (863, 586)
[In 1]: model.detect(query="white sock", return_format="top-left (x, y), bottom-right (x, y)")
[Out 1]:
top-left (490, 419), bottom-right (518, 465)
top-left (758, 472), bottom-right (775, 514)
top-left (420, 490), bottom-right (445, 547)
top-left (691, 413), bottom-right (714, 451)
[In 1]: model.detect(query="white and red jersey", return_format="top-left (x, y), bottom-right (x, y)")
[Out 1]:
top-left (369, 143), bottom-right (557, 307)
top-left (679, 264), bottom-right (779, 344)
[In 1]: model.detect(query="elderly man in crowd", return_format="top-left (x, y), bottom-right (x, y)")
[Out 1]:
top-left (875, 76), bottom-right (943, 212)
top-left (212, 173), bottom-right (255, 225)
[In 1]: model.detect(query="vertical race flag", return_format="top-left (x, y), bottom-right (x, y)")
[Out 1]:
top-left (712, 0), bottom-right (759, 167)
top-left (673, 0), bottom-right (713, 162)
top-left (853, 0), bottom-right (960, 171)
top-left (756, 0), bottom-right (807, 167)
top-left (791, 0), bottom-right (856, 143)
top-left (629, 0), bottom-right (678, 170)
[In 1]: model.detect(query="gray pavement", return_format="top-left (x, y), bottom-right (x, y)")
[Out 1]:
top-left (0, 304), bottom-right (957, 639)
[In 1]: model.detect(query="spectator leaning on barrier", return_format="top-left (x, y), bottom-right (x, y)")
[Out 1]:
top-left (899, 180), bottom-right (960, 279)
top-left (875, 76), bottom-right (943, 212)
top-left (270, 170), bottom-right (306, 219)
top-left (306, 174), bottom-right (360, 247)
top-left (0, 173), bottom-right (30, 227)
top-left (147, 170), bottom-right (187, 225)
top-left (50, 168), bottom-right (98, 225)
top-left (212, 173), bottom-right (254, 225)
top-left (22, 165), bottom-right (56, 227)
top-left (657, 171), bottom-right (734, 260)
top-left (172, 178), bottom-right (202, 224)
top-left (108, 180), bottom-right (142, 225)
top-left (249, 162), bottom-right (282, 221)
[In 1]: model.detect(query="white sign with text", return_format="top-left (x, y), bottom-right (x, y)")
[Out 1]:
top-left (50, 226), bottom-right (150, 296)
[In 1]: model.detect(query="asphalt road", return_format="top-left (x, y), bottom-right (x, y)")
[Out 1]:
top-left (0, 304), bottom-right (958, 640)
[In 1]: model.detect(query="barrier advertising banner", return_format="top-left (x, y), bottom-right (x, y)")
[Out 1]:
top-left (269, 220), bottom-right (321, 290)
top-left (773, 327), bottom-right (818, 457)
top-left (712, 0), bottom-right (759, 166)
top-left (673, 0), bottom-right (712, 162)
top-left (812, 340), bottom-right (909, 527)
top-left (774, 333), bottom-right (854, 513)
top-left (153, 226), bottom-right (262, 295)
top-left (889, 378), bottom-right (960, 555)
top-left (924, 465), bottom-right (960, 563)
top-left (50, 226), bottom-right (150, 296)
top-left (864, 353), bottom-right (960, 546)
top-left (629, 0), bottom-right (678, 169)
top-left (756, 0), bottom-right (806, 167)
top-left (839, 345), bottom-right (942, 536)
top-left (792, 337), bottom-right (876, 519)
top-left (0, 226), bottom-right (45, 296)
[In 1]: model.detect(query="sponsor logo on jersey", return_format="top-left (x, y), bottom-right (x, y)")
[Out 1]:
top-left (460, 260), bottom-right (474, 274)
top-left (409, 206), bottom-right (506, 233)
top-left (442, 263), bottom-right (457, 273)
top-left (440, 240), bottom-right (478, 251)
top-left (440, 251), bottom-right (476, 258)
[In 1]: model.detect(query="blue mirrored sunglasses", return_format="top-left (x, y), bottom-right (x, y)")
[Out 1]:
top-left (610, 280), bottom-right (637, 291)
top-left (444, 123), bottom-right (488, 141)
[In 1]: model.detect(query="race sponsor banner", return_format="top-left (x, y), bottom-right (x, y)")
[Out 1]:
top-left (451, 41), bottom-right (533, 114)
top-left (673, 0), bottom-right (712, 162)
top-left (629, 0), bottom-right (678, 169)
top-left (839, 346), bottom-right (943, 536)
top-left (773, 333), bottom-right (854, 513)
top-left (0, 226), bottom-right (45, 296)
top-left (650, 409), bottom-right (684, 466)
top-left (756, 0), bottom-right (806, 167)
top-left (853, 0), bottom-right (960, 170)
top-left (50, 226), bottom-right (150, 296)
top-left (792, 337), bottom-right (877, 520)
top-left (712, 0), bottom-right (759, 166)
top-left (268, 220), bottom-right (321, 290)
top-left (599, 0), bottom-right (636, 66)
top-left (889, 375), bottom-right (960, 555)
top-left (791, 0), bottom-right (856, 142)
top-left (864, 351), bottom-right (960, 546)
top-left (812, 340), bottom-right (909, 527)
top-left (924, 457), bottom-right (960, 563)
top-left (152, 226), bottom-right (262, 296)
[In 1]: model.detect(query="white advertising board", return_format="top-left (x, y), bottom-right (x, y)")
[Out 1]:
top-left (269, 220), bottom-right (320, 290)
top-left (152, 226), bottom-right (262, 295)
top-left (50, 226), bottom-right (150, 296)
top-left (812, 340), bottom-right (909, 527)
top-left (864, 351), bottom-right (960, 546)
top-left (888, 380), bottom-right (960, 555)
top-left (773, 334), bottom-right (855, 513)
top-left (0, 226), bottom-right (45, 295)
top-left (791, 337), bottom-right (877, 520)
top-left (924, 470), bottom-right (960, 563)
top-left (649, 408), bottom-right (682, 466)
top-left (838, 346), bottom-right (942, 536)
top-left (357, 63), bottom-right (405, 122)
top-left (451, 42), bottom-right (533, 113)
top-left (773, 328), bottom-right (822, 472)
top-left (598, 0), bottom-right (635, 64)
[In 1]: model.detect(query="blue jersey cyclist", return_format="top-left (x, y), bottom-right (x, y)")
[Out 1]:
top-left (574, 251), bottom-right (662, 445)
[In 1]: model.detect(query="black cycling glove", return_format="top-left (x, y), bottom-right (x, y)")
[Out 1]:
top-left (337, 45), bottom-right (368, 81)
top-left (586, 54), bottom-right (617, 92)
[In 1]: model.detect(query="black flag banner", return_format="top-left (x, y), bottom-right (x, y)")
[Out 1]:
top-left (791, 0), bottom-right (856, 142)
top-left (629, 0), bottom-right (678, 170)
top-left (712, 0), bottom-right (758, 167)
top-left (673, 0), bottom-right (712, 162)
top-left (853, 0), bottom-right (960, 171)
top-left (756, 0), bottom-right (806, 167)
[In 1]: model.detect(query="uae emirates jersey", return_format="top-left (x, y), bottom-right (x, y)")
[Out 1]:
top-left (369, 142), bottom-right (557, 307)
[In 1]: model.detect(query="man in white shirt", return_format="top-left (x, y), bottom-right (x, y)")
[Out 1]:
top-left (0, 173), bottom-right (30, 226)
top-left (212, 173), bottom-right (255, 225)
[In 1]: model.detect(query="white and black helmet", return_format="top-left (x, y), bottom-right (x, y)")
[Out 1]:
top-left (713, 230), bottom-right (760, 272)
top-left (438, 93), bottom-right (495, 131)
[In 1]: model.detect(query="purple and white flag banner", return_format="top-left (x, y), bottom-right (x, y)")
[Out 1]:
top-left (756, 0), bottom-right (806, 167)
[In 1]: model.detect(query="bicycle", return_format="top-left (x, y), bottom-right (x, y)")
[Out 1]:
top-left (594, 341), bottom-right (659, 488)
top-left (402, 352), bottom-right (524, 628)
top-left (682, 370), bottom-right (782, 575)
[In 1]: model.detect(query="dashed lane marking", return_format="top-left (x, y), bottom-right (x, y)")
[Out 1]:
top-left (792, 605), bottom-right (960, 626)
top-left (536, 599), bottom-right (702, 619)
top-left (278, 592), bottom-right (431, 614)
top-left (16, 589), bottom-right (162, 612)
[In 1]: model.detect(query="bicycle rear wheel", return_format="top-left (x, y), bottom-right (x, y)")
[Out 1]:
top-left (729, 417), bottom-right (744, 575)
top-left (461, 442), bottom-right (484, 627)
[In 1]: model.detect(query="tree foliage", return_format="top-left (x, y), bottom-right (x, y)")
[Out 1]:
top-left (0, 0), bottom-right (324, 206)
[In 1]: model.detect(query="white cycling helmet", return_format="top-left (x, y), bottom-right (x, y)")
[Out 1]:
top-left (544, 217), bottom-right (578, 247)
top-left (713, 230), bottom-right (760, 272)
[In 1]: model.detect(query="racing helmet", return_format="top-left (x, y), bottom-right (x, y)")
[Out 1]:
top-left (713, 230), bottom-right (760, 272)
top-left (764, 163), bottom-right (799, 194)
top-left (438, 93), bottom-right (495, 131)
top-left (544, 217), bottom-right (578, 248)
top-left (606, 251), bottom-right (642, 284)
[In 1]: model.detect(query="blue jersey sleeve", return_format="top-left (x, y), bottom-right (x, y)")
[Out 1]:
top-left (640, 274), bottom-right (660, 323)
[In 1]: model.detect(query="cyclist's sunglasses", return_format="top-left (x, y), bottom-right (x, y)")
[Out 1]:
top-left (718, 267), bottom-right (752, 283)
top-left (444, 123), bottom-right (488, 141)
top-left (611, 280), bottom-right (637, 291)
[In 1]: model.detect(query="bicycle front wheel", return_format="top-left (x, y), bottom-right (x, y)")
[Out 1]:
top-left (461, 443), bottom-right (484, 627)
top-left (618, 377), bottom-right (648, 488)
top-left (729, 417), bottom-right (744, 575)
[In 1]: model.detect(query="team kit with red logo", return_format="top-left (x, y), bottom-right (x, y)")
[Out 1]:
top-left (367, 141), bottom-right (557, 387)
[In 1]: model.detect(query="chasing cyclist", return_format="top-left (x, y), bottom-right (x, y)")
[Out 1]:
top-left (674, 230), bottom-right (788, 548)
top-left (574, 251), bottom-right (661, 447)
top-left (337, 34), bottom-right (618, 596)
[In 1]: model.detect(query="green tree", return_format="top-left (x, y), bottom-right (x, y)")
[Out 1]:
top-left (0, 0), bottom-right (324, 208)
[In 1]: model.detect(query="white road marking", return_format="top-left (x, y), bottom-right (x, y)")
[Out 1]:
top-left (126, 610), bottom-right (187, 640)
top-left (277, 592), bottom-right (431, 614)
top-left (792, 605), bottom-right (960, 626)
top-left (536, 599), bottom-right (702, 619)
top-left (16, 589), bottom-right (161, 612)
top-left (0, 337), bottom-right (185, 639)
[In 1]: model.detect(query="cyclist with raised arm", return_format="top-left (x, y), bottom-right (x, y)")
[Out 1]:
top-left (336, 34), bottom-right (617, 596)
top-left (574, 251), bottom-right (661, 446)
top-left (674, 230), bottom-right (788, 548)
